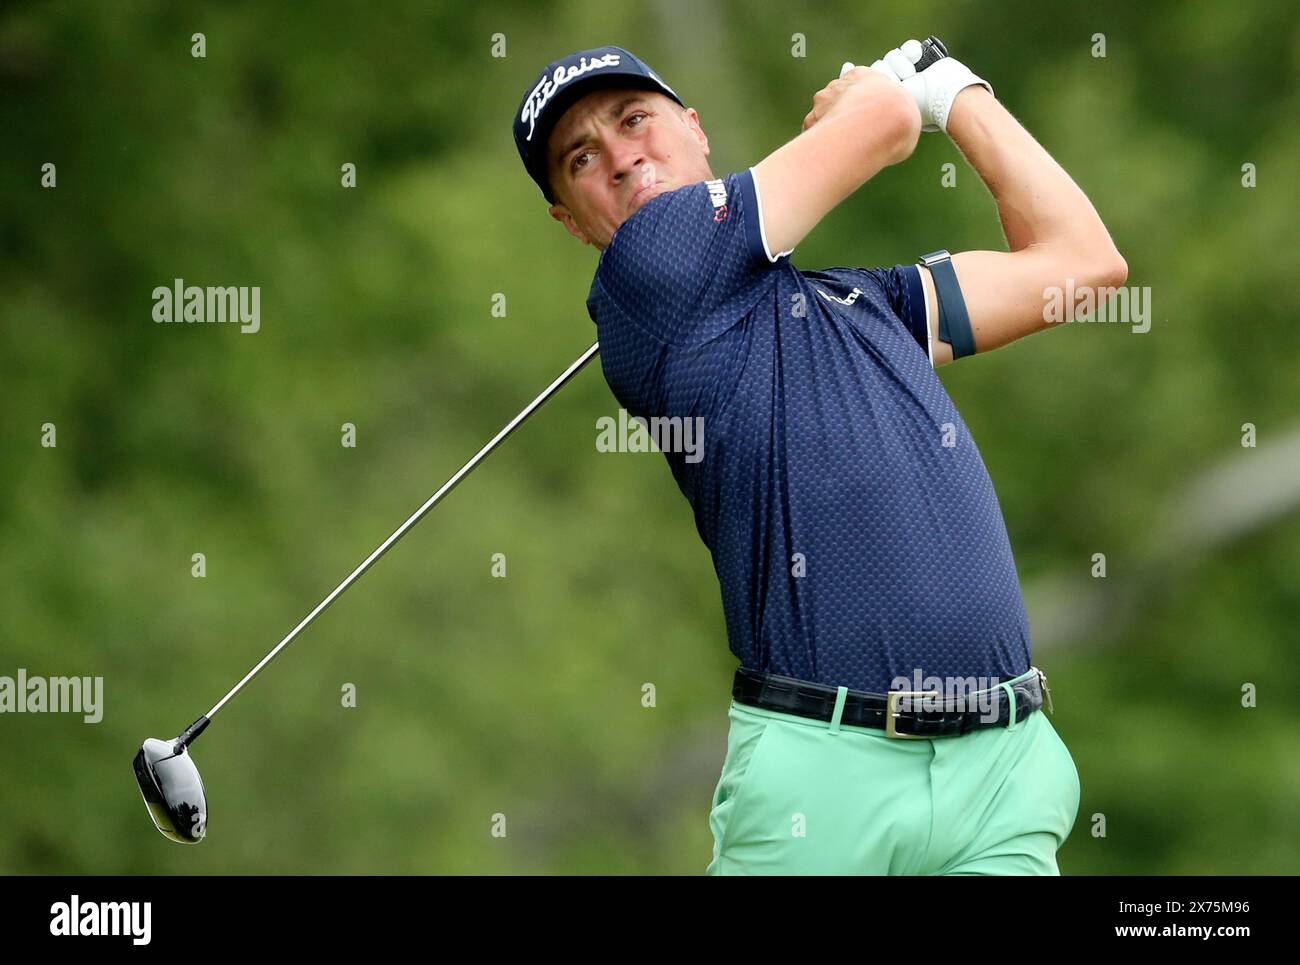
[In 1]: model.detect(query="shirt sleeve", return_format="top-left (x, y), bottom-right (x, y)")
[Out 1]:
top-left (588, 168), bottom-right (788, 347)
top-left (860, 263), bottom-right (933, 366)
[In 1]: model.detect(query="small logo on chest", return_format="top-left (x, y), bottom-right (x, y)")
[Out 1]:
top-left (815, 286), bottom-right (864, 306)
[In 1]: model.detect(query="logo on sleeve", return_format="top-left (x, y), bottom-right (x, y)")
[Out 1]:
top-left (705, 178), bottom-right (730, 222)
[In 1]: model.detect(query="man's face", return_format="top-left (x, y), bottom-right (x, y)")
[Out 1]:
top-left (545, 88), bottom-right (712, 250)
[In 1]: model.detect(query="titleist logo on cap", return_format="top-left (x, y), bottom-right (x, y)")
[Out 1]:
top-left (521, 53), bottom-right (622, 141)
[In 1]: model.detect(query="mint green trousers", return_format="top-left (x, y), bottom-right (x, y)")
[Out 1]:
top-left (707, 675), bottom-right (1081, 875)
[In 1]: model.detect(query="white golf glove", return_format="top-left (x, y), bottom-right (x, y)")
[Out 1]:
top-left (841, 39), bottom-right (993, 134)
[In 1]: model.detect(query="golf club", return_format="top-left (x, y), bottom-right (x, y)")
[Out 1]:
top-left (839, 34), bottom-right (948, 79)
top-left (133, 340), bottom-right (602, 843)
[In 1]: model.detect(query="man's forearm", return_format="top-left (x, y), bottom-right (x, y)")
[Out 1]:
top-left (945, 86), bottom-right (1120, 258)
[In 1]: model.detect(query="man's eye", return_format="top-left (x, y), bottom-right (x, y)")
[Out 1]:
top-left (570, 115), bottom-right (646, 172)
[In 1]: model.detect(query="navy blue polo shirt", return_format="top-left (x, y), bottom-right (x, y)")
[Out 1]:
top-left (586, 168), bottom-right (1032, 693)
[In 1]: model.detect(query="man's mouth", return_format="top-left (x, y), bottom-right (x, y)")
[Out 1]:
top-left (629, 182), bottom-right (663, 212)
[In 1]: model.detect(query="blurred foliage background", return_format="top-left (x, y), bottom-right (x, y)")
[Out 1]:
top-left (2, 0), bottom-right (1298, 875)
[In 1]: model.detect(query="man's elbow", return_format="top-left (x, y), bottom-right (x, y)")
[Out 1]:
top-left (1098, 248), bottom-right (1128, 289)
top-left (1076, 243), bottom-right (1128, 291)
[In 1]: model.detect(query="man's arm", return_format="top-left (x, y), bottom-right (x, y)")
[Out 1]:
top-left (752, 68), bottom-right (921, 258)
top-left (921, 86), bottom-right (1127, 366)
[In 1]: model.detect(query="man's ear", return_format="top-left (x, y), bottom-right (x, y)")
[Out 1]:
top-left (549, 203), bottom-right (590, 245)
top-left (682, 106), bottom-right (710, 157)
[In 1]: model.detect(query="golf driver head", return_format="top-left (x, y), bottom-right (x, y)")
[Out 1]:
top-left (133, 737), bottom-right (207, 844)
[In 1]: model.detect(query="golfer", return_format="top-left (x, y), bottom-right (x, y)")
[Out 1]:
top-left (513, 42), bottom-right (1124, 875)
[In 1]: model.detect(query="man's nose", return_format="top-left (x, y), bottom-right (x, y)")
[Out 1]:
top-left (610, 143), bottom-right (648, 182)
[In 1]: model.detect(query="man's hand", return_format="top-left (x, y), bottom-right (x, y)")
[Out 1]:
top-left (843, 39), bottom-right (993, 134)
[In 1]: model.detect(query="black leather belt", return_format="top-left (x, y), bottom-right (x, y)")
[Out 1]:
top-left (732, 667), bottom-right (1053, 739)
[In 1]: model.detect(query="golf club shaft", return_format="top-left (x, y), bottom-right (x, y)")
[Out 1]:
top-left (197, 341), bottom-right (602, 729)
